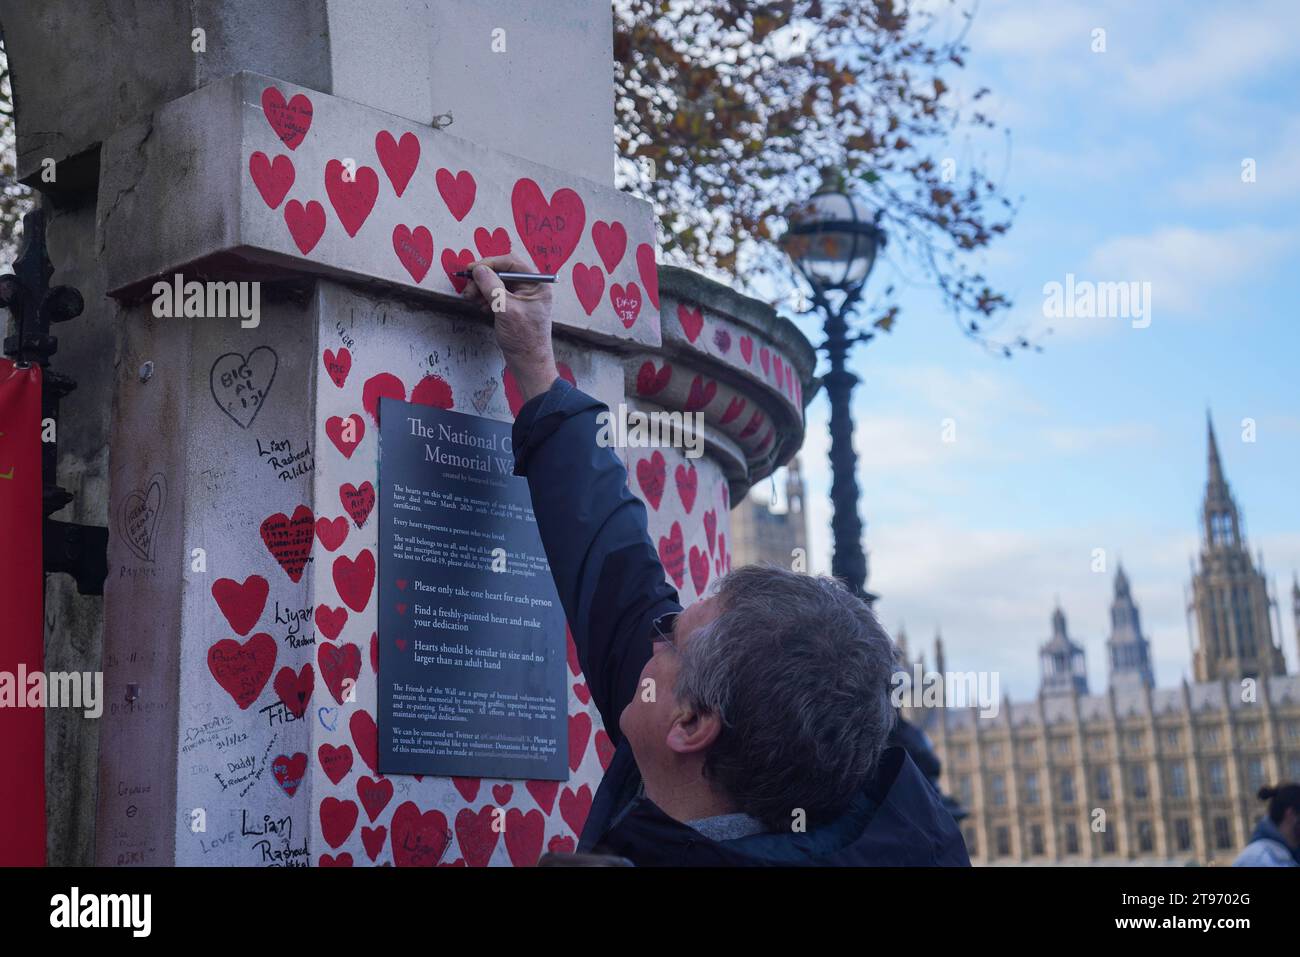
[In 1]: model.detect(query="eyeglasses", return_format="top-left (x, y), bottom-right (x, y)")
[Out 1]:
top-left (651, 611), bottom-right (679, 647)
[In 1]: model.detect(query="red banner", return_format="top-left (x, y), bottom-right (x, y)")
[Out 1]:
top-left (0, 358), bottom-right (45, 865)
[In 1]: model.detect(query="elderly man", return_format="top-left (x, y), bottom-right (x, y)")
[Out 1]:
top-left (463, 258), bottom-right (968, 866)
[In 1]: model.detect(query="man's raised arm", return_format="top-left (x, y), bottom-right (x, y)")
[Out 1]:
top-left (462, 258), bottom-right (682, 745)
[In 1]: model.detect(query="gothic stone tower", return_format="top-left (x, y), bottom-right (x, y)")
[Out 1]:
top-left (1106, 563), bottom-right (1155, 690)
top-left (1039, 605), bottom-right (1088, 697)
top-left (1191, 414), bottom-right (1286, 682)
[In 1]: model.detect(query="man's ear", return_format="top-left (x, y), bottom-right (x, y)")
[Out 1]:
top-left (665, 706), bottom-right (722, 756)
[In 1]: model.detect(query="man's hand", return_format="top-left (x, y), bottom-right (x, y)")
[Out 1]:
top-left (461, 255), bottom-right (559, 407)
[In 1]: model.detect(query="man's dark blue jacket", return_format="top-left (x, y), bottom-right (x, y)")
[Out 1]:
top-left (512, 377), bottom-right (970, 866)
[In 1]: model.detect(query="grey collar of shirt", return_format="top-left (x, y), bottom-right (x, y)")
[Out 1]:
top-left (686, 812), bottom-right (769, 842)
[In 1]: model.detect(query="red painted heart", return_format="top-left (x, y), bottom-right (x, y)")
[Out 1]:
top-left (261, 87), bottom-right (313, 150)
top-left (391, 802), bottom-right (450, 867)
top-left (677, 303), bottom-right (704, 343)
top-left (720, 395), bottom-right (746, 425)
top-left (322, 347), bottom-right (351, 388)
top-left (357, 775), bottom-right (394, 823)
top-left (511, 177), bottom-right (585, 274)
top-left (333, 549), bottom-right (375, 612)
top-left (207, 633), bottom-right (276, 709)
top-left (704, 509), bottom-right (717, 555)
top-left (492, 783), bottom-right (514, 806)
top-left (635, 360), bottom-right (671, 396)
top-left (591, 220), bottom-right (627, 273)
top-left (658, 521), bottom-right (685, 589)
top-left (362, 372), bottom-right (406, 423)
top-left (319, 797), bottom-right (358, 849)
top-left (609, 282), bottom-right (642, 329)
top-left (455, 806), bottom-right (500, 867)
top-left (339, 482), bottom-right (376, 528)
top-left (315, 604), bottom-right (348, 641)
top-left (504, 808), bottom-right (546, 867)
top-left (319, 641), bottom-right (362, 704)
top-left (675, 463), bottom-right (698, 514)
top-left (319, 743), bottom-right (353, 785)
top-left (350, 710), bottom-right (379, 774)
top-left (375, 130), bottom-right (420, 197)
top-left (284, 200), bottom-right (325, 254)
top-left (273, 663), bottom-right (313, 718)
top-left (453, 777), bottom-right (481, 803)
top-left (436, 168), bottom-right (477, 221)
top-left (361, 825), bottom-right (387, 862)
top-left (568, 711), bottom-right (592, 772)
top-left (211, 575), bottom-right (269, 636)
top-left (473, 226), bottom-right (512, 258)
top-left (319, 853), bottom-right (352, 867)
top-left (739, 410), bottom-right (764, 440)
top-left (526, 780), bottom-right (559, 815)
top-left (259, 505), bottom-right (314, 583)
top-left (635, 450), bottom-right (666, 510)
top-left (759, 347), bottom-right (771, 375)
top-left (595, 730), bottom-right (615, 770)
top-left (325, 413), bottom-right (364, 459)
top-left (325, 159), bottom-right (379, 237)
top-left (559, 785), bottom-right (593, 837)
top-left (272, 752), bottom-right (307, 797)
top-left (315, 515), bottom-right (348, 552)
top-left (684, 375), bottom-right (717, 412)
top-left (572, 263), bottom-right (605, 316)
top-left (411, 373), bottom-right (455, 410)
top-left (249, 151), bottom-right (294, 209)
top-left (548, 835), bottom-right (576, 855)
top-left (441, 247), bottom-right (475, 292)
top-left (739, 336), bottom-right (754, 364)
top-left (636, 243), bottom-right (659, 309)
top-left (392, 225), bottom-right (434, 282)
top-left (689, 546), bottom-right (710, 596)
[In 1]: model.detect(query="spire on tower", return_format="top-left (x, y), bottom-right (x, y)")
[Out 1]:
top-left (1207, 409), bottom-right (1226, 492)
top-left (1115, 562), bottom-right (1131, 597)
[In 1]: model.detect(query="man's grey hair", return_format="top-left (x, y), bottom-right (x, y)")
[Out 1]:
top-left (674, 563), bottom-right (897, 831)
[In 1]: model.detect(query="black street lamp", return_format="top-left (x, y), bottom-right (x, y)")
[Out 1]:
top-left (780, 184), bottom-right (885, 605)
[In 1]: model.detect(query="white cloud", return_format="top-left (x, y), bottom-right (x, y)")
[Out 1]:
top-left (1121, 6), bottom-right (1300, 108)
top-left (1084, 225), bottom-right (1297, 315)
top-left (1169, 114), bottom-right (1300, 206)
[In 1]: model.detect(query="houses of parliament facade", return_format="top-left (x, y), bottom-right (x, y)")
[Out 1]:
top-left (904, 417), bottom-right (1300, 865)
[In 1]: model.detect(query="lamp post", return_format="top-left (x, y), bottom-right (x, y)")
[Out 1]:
top-left (780, 184), bottom-right (885, 604)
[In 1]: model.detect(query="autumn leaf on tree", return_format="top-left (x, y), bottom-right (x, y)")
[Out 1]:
top-left (613, 0), bottom-right (1024, 352)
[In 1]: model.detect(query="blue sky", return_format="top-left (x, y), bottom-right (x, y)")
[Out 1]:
top-left (771, 0), bottom-right (1300, 699)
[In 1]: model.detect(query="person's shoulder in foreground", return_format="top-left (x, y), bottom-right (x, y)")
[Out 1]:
top-left (592, 738), bottom-right (971, 866)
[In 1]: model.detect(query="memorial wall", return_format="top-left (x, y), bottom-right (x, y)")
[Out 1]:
top-left (0, 0), bottom-right (813, 865)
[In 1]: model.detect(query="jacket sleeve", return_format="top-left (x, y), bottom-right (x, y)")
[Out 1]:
top-left (512, 377), bottom-right (682, 746)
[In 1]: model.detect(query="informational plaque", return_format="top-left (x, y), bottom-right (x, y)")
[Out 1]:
top-left (377, 397), bottom-right (568, 779)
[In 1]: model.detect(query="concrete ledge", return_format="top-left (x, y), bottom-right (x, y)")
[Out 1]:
top-left (99, 71), bottom-right (661, 350)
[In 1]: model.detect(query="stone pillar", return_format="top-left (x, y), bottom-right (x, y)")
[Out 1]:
top-left (0, 1), bottom-right (811, 865)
